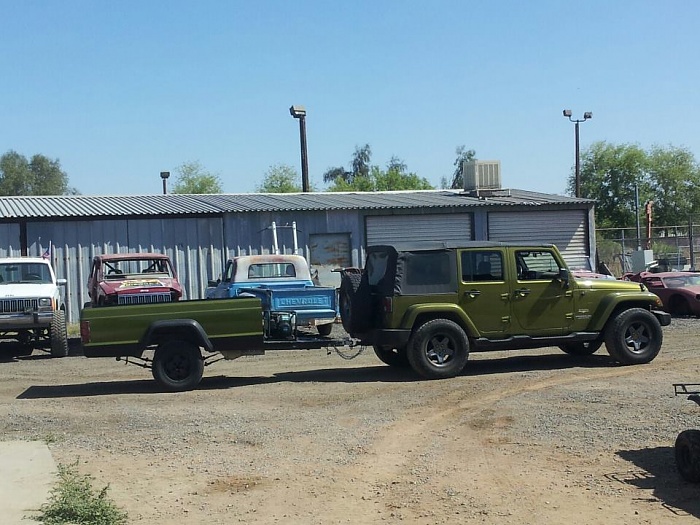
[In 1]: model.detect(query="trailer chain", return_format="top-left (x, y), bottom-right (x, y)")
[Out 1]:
top-left (331, 344), bottom-right (366, 360)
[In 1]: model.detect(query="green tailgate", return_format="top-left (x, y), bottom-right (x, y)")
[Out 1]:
top-left (81, 297), bottom-right (264, 354)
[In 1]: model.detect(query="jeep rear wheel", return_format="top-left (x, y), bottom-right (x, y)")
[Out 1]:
top-left (604, 308), bottom-right (662, 365)
top-left (676, 429), bottom-right (700, 482)
top-left (50, 310), bottom-right (69, 358)
top-left (373, 345), bottom-right (410, 368)
top-left (558, 340), bottom-right (602, 356)
top-left (152, 340), bottom-right (203, 391)
top-left (407, 319), bottom-right (469, 379)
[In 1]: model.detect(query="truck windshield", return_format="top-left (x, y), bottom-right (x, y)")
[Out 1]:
top-left (0, 262), bottom-right (53, 284)
top-left (103, 258), bottom-right (173, 278)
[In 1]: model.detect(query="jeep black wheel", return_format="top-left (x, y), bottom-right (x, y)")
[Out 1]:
top-left (50, 310), bottom-right (69, 358)
top-left (604, 308), bottom-right (662, 365)
top-left (373, 345), bottom-right (410, 368)
top-left (407, 319), bottom-right (469, 379)
top-left (152, 340), bottom-right (203, 392)
top-left (558, 340), bottom-right (602, 356)
top-left (339, 271), bottom-right (372, 335)
top-left (676, 429), bottom-right (700, 482)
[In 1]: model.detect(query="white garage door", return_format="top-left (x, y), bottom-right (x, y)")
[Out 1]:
top-left (366, 213), bottom-right (473, 246)
top-left (488, 210), bottom-right (589, 269)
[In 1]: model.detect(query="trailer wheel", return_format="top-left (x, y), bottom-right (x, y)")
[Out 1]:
top-left (407, 319), bottom-right (469, 379)
top-left (152, 340), bottom-right (203, 392)
top-left (50, 310), bottom-right (69, 358)
top-left (317, 324), bottom-right (333, 337)
top-left (676, 429), bottom-right (700, 482)
top-left (604, 308), bottom-right (662, 364)
top-left (373, 345), bottom-right (410, 368)
top-left (558, 340), bottom-right (602, 356)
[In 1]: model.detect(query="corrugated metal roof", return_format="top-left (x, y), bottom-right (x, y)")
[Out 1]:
top-left (0, 189), bottom-right (590, 219)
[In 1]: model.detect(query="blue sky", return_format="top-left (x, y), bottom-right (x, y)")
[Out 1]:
top-left (1, 1), bottom-right (698, 196)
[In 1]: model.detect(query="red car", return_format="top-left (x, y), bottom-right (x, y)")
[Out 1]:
top-left (627, 271), bottom-right (700, 316)
top-left (87, 253), bottom-right (182, 307)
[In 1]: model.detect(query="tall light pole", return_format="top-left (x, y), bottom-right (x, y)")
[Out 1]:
top-left (562, 109), bottom-right (592, 198)
top-left (289, 105), bottom-right (310, 192)
top-left (160, 171), bottom-right (170, 195)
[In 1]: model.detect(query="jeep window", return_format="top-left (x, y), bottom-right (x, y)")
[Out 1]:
top-left (0, 262), bottom-right (52, 284)
top-left (366, 251), bottom-right (390, 286)
top-left (516, 250), bottom-right (561, 280)
top-left (399, 251), bottom-right (457, 295)
top-left (461, 251), bottom-right (504, 282)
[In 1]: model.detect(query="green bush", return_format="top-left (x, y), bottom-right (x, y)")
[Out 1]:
top-left (32, 460), bottom-right (127, 525)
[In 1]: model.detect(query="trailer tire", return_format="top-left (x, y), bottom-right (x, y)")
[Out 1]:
top-left (152, 340), bottom-right (203, 392)
top-left (373, 345), bottom-right (410, 368)
top-left (604, 308), bottom-right (662, 365)
top-left (317, 324), bottom-right (333, 337)
top-left (50, 310), bottom-right (69, 358)
top-left (558, 340), bottom-right (602, 356)
top-left (676, 429), bottom-right (700, 482)
top-left (407, 319), bottom-right (469, 379)
top-left (339, 271), bottom-right (372, 335)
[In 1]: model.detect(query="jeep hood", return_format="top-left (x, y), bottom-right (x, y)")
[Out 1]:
top-left (576, 278), bottom-right (647, 292)
top-left (0, 283), bottom-right (57, 297)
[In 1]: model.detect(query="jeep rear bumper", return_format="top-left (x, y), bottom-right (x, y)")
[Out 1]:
top-left (358, 329), bottom-right (411, 348)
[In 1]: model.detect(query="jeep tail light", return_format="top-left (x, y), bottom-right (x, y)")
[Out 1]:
top-left (382, 297), bottom-right (393, 313)
top-left (80, 320), bottom-right (90, 344)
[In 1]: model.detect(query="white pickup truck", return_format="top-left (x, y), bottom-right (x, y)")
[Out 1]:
top-left (0, 257), bottom-right (69, 357)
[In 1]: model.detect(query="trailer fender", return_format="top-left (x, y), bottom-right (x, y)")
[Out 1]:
top-left (139, 319), bottom-right (213, 353)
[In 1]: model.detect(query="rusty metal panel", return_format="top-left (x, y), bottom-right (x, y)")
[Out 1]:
top-left (309, 233), bottom-right (351, 288)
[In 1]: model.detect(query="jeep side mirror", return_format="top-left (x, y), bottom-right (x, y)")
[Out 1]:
top-left (558, 268), bottom-right (569, 286)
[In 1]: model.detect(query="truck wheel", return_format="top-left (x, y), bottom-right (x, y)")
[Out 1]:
top-left (407, 319), bottom-right (469, 379)
top-left (676, 429), bottom-right (700, 482)
top-left (339, 272), bottom-right (372, 335)
top-left (373, 345), bottom-right (410, 368)
top-left (558, 341), bottom-right (602, 356)
top-left (604, 308), bottom-right (662, 365)
top-left (317, 324), bottom-right (333, 337)
top-left (152, 341), bottom-right (204, 392)
top-left (50, 310), bottom-right (69, 358)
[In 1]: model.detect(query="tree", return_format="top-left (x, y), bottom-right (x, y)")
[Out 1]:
top-left (327, 157), bottom-right (433, 192)
top-left (441, 146), bottom-right (476, 189)
top-left (323, 144), bottom-right (372, 185)
top-left (171, 161), bottom-right (223, 194)
top-left (0, 150), bottom-right (71, 195)
top-left (257, 164), bottom-right (303, 193)
top-left (569, 141), bottom-right (700, 230)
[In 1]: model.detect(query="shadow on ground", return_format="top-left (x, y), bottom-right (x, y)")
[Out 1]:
top-left (615, 446), bottom-right (700, 518)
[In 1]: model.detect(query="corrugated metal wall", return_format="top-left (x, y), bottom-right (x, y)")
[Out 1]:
top-left (488, 210), bottom-right (589, 269)
top-left (365, 213), bottom-right (474, 245)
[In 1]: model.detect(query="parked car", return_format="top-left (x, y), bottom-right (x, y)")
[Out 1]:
top-left (626, 271), bottom-right (700, 316)
top-left (87, 253), bottom-right (182, 307)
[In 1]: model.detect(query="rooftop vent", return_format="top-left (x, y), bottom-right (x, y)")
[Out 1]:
top-left (463, 160), bottom-right (502, 192)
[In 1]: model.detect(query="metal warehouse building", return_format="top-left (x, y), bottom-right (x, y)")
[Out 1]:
top-left (0, 188), bottom-right (595, 323)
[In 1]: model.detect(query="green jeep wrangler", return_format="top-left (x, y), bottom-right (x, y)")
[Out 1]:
top-left (339, 242), bottom-right (671, 379)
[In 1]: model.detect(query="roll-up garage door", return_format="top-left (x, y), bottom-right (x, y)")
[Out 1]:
top-left (366, 213), bottom-right (473, 246)
top-left (488, 210), bottom-right (588, 269)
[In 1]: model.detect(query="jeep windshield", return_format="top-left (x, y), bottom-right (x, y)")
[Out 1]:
top-left (0, 262), bottom-right (53, 284)
top-left (103, 258), bottom-right (174, 279)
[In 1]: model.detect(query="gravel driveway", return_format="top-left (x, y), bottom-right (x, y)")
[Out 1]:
top-left (1, 319), bottom-right (700, 524)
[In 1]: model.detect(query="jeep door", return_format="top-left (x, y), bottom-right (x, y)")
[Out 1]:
top-left (509, 249), bottom-right (573, 335)
top-left (458, 249), bottom-right (511, 336)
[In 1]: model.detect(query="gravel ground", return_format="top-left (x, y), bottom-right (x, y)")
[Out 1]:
top-left (1, 319), bottom-right (700, 523)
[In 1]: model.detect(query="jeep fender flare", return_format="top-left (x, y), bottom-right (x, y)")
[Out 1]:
top-left (138, 319), bottom-right (212, 353)
top-left (400, 303), bottom-right (478, 338)
top-left (588, 292), bottom-right (661, 331)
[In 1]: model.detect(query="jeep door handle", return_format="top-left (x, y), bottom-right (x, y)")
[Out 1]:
top-left (464, 290), bottom-right (481, 298)
top-left (514, 288), bottom-right (531, 298)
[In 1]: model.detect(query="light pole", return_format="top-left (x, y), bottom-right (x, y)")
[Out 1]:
top-left (289, 105), bottom-right (310, 192)
top-left (160, 171), bottom-right (170, 195)
top-left (562, 109), bottom-right (592, 198)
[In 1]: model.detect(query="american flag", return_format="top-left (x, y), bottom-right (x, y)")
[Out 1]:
top-left (42, 241), bottom-right (52, 259)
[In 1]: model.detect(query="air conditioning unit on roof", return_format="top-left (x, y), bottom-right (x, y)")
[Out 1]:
top-left (463, 160), bottom-right (502, 192)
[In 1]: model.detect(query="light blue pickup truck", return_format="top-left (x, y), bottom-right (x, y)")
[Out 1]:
top-left (206, 254), bottom-right (337, 336)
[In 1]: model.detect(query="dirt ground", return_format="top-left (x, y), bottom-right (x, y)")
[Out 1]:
top-left (2, 319), bottom-right (700, 524)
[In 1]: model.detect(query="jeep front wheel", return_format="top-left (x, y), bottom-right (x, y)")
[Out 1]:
top-left (152, 340), bottom-right (204, 391)
top-left (373, 345), bottom-right (410, 368)
top-left (407, 319), bottom-right (469, 379)
top-left (50, 310), bottom-right (69, 358)
top-left (604, 308), bottom-right (662, 365)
